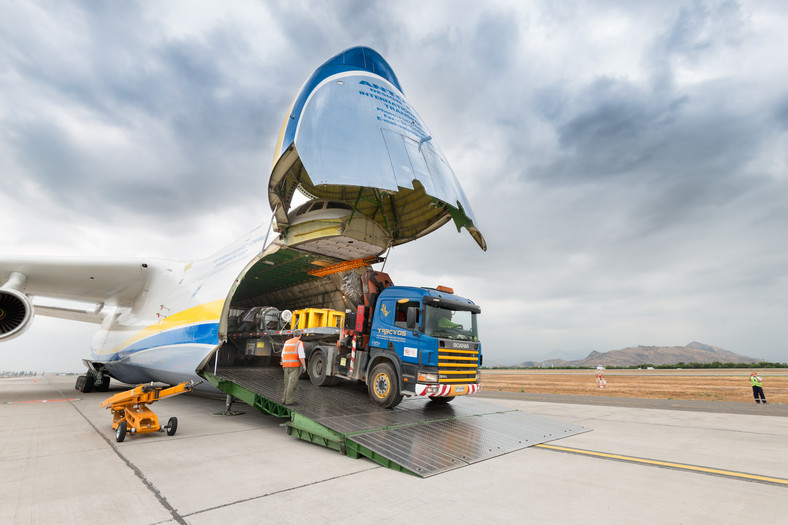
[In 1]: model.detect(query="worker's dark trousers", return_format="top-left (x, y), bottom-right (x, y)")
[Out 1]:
top-left (752, 385), bottom-right (766, 403)
top-left (283, 367), bottom-right (300, 404)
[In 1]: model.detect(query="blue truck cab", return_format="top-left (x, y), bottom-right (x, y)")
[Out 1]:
top-left (364, 285), bottom-right (482, 407)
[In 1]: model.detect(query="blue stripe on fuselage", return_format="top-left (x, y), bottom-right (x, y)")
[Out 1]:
top-left (105, 322), bottom-right (220, 362)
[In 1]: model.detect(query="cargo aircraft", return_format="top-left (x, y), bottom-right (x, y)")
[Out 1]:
top-left (0, 47), bottom-right (485, 393)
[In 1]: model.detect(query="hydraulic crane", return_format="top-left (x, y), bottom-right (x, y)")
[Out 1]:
top-left (100, 381), bottom-right (195, 442)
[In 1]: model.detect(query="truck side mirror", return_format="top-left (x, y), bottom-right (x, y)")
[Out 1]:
top-left (406, 306), bottom-right (419, 330)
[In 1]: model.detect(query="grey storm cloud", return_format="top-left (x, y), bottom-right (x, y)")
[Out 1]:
top-left (2, 4), bottom-right (283, 223)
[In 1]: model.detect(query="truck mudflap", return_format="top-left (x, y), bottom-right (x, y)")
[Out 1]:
top-left (414, 383), bottom-right (480, 397)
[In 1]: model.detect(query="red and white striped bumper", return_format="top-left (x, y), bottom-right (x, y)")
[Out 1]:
top-left (415, 383), bottom-right (480, 397)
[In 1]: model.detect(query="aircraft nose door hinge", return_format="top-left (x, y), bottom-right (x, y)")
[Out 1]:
top-left (417, 135), bottom-right (432, 152)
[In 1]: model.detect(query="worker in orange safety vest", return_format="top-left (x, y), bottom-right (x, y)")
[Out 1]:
top-left (281, 329), bottom-right (306, 406)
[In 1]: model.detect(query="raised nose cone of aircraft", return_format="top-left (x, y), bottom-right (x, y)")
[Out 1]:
top-left (269, 46), bottom-right (486, 251)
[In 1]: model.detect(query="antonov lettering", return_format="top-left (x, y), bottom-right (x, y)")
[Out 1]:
top-left (359, 80), bottom-right (428, 138)
top-left (383, 102), bottom-right (418, 123)
top-left (359, 80), bottom-right (406, 104)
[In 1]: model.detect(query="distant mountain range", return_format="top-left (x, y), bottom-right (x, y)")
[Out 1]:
top-left (518, 342), bottom-right (761, 368)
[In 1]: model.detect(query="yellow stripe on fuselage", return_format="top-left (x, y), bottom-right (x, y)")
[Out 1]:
top-left (111, 299), bottom-right (225, 353)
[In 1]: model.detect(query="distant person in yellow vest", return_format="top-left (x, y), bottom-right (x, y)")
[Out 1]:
top-left (750, 372), bottom-right (767, 404)
top-left (281, 329), bottom-right (306, 406)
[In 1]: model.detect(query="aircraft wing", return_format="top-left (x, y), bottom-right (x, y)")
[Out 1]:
top-left (0, 256), bottom-right (148, 328)
top-left (269, 46), bottom-right (487, 251)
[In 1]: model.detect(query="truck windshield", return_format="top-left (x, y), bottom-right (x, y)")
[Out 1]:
top-left (423, 305), bottom-right (478, 341)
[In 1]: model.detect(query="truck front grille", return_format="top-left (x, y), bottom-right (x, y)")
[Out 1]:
top-left (438, 347), bottom-right (479, 383)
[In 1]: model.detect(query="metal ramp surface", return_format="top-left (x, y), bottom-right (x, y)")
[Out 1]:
top-left (205, 367), bottom-right (588, 477)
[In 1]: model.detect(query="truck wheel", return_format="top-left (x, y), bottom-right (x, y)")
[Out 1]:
top-left (429, 396), bottom-right (455, 405)
top-left (368, 363), bottom-right (403, 408)
top-left (308, 349), bottom-right (335, 386)
top-left (116, 421), bottom-right (127, 442)
top-left (166, 417), bottom-right (178, 436)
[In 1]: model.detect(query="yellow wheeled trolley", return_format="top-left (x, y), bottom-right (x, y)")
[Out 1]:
top-left (100, 381), bottom-right (195, 442)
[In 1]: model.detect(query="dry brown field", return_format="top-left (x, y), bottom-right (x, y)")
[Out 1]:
top-left (480, 368), bottom-right (788, 403)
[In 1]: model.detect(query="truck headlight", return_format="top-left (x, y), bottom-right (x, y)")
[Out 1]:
top-left (417, 372), bottom-right (438, 383)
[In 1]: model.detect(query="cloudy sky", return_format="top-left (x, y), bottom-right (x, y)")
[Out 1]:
top-left (2, 0), bottom-right (787, 372)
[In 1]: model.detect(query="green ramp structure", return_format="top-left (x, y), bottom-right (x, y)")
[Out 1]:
top-left (205, 367), bottom-right (589, 477)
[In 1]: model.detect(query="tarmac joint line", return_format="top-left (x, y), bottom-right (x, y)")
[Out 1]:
top-left (535, 444), bottom-right (788, 487)
top-left (183, 466), bottom-right (381, 519)
top-left (53, 380), bottom-right (189, 525)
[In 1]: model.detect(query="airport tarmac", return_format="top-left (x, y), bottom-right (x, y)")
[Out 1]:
top-left (2, 375), bottom-right (786, 524)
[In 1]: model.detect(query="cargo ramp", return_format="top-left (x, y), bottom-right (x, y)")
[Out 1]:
top-left (204, 367), bottom-right (588, 477)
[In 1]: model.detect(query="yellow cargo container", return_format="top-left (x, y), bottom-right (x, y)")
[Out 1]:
top-left (292, 308), bottom-right (345, 330)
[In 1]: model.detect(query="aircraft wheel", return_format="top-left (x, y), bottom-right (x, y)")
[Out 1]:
top-left (94, 377), bottom-right (110, 392)
top-left (166, 417), bottom-right (178, 436)
top-left (116, 421), bottom-right (127, 442)
top-left (429, 396), bottom-right (455, 405)
top-left (75, 374), bottom-right (94, 393)
top-left (368, 362), bottom-right (403, 408)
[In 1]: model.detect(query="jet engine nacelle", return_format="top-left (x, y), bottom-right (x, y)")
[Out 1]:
top-left (0, 288), bottom-right (35, 341)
